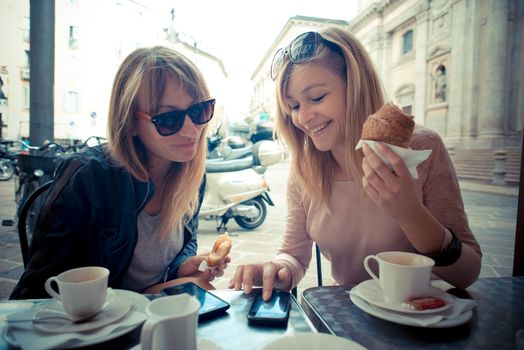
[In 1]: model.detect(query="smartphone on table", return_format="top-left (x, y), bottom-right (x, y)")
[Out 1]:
top-left (247, 289), bottom-right (291, 327)
top-left (161, 282), bottom-right (230, 321)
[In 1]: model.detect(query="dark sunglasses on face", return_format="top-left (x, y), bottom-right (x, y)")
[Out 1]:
top-left (136, 98), bottom-right (215, 136)
top-left (270, 31), bottom-right (333, 81)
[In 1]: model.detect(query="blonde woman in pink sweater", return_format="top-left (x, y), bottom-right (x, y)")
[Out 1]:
top-left (230, 28), bottom-right (482, 300)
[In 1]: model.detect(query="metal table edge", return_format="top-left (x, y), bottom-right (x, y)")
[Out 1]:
top-left (290, 292), bottom-right (319, 333)
top-left (300, 286), bottom-right (340, 335)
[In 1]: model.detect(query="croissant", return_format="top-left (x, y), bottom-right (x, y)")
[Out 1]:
top-left (207, 233), bottom-right (232, 267)
top-left (361, 103), bottom-right (415, 148)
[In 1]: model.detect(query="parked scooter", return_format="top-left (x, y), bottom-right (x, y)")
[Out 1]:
top-left (207, 123), bottom-right (225, 159)
top-left (207, 122), bottom-right (254, 161)
top-left (200, 140), bottom-right (283, 232)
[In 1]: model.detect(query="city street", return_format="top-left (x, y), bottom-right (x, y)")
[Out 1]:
top-left (0, 157), bottom-right (519, 299)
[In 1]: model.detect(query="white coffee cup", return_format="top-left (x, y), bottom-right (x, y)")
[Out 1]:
top-left (141, 294), bottom-right (200, 350)
top-left (44, 266), bottom-right (109, 321)
top-left (363, 251), bottom-right (435, 303)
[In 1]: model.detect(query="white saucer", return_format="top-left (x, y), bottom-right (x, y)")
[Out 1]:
top-left (32, 293), bottom-right (131, 333)
top-left (355, 279), bottom-right (453, 314)
top-left (115, 289), bottom-right (150, 313)
top-left (349, 288), bottom-right (473, 328)
top-left (4, 289), bottom-right (150, 349)
top-left (261, 332), bottom-right (366, 350)
top-left (0, 302), bottom-right (34, 322)
top-left (129, 337), bottom-right (222, 350)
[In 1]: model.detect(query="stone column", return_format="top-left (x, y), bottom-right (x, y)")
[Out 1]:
top-left (381, 31), bottom-right (393, 99)
top-left (507, 0), bottom-right (524, 140)
top-left (414, 4), bottom-right (429, 125)
top-left (30, 0), bottom-right (55, 146)
top-left (447, 0), bottom-right (467, 140)
top-left (462, 0), bottom-right (481, 139)
top-left (478, 0), bottom-right (508, 139)
top-left (363, 28), bottom-right (391, 98)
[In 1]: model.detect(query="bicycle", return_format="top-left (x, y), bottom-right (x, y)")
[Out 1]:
top-left (64, 136), bottom-right (107, 154)
top-left (14, 141), bottom-right (67, 236)
top-left (11, 136), bottom-right (107, 237)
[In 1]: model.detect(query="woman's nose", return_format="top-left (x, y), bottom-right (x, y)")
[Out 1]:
top-left (178, 114), bottom-right (200, 138)
top-left (297, 105), bottom-right (314, 127)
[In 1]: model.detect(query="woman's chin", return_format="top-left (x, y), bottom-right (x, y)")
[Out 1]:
top-left (170, 150), bottom-right (198, 163)
top-left (311, 139), bottom-right (333, 152)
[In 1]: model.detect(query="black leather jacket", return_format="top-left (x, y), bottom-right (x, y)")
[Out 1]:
top-left (10, 145), bottom-right (204, 299)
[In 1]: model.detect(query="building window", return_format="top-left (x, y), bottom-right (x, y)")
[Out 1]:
top-left (0, 75), bottom-right (7, 102)
top-left (63, 91), bottom-right (80, 112)
top-left (394, 84), bottom-right (415, 114)
top-left (402, 30), bottom-right (413, 55)
top-left (21, 50), bottom-right (30, 80)
top-left (68, 26), bottom-right (79, 49)
top-left (22, 17), bottom-right (30, 42)
top-left (22, 85), bottom-right (30, 109)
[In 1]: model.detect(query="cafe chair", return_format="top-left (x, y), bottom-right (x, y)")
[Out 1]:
top-left (17, 180), bottom-right (53, 268)
top-left (291, 243), bottom-right (323, 298)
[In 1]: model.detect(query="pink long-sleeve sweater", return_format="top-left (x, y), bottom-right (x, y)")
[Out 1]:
top-left (274, 126), bottom-right (482, 289)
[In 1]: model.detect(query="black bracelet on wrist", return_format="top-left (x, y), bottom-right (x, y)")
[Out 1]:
top-left (417, 227), bottom-right (463, 267)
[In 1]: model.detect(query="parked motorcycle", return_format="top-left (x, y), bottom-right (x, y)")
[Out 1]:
top-left (200, 140), bottom-right (283, 232)
top-left (0, 159), bottom-right (14, 181)
top-left (0, 141), bottom-right (18, 181)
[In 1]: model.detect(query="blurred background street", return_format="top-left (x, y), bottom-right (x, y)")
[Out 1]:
top-left (0, 156), bottom-right (518, 299)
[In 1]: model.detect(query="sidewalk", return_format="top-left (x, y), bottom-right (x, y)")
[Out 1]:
top-left (0, 157), bottom-right (519, 299)
top-left (459, 180), bottom-right (519, 197)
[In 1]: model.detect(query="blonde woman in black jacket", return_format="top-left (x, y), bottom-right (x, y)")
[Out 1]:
top-left (11, 46), bottom-right (228, 299)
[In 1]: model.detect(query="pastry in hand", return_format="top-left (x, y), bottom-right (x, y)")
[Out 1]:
top-left (361, 103), bottom-right (415, 148)
top-left (207, 232), bottom-right (232, 267)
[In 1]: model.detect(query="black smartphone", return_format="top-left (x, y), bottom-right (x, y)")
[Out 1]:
top-left (247, 289), bottom-right (291, 327)
top-left (161, 282), bottom-right (230, 320)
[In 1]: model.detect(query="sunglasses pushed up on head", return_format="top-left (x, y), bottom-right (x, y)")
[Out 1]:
top-left (136, 98), bottom-right (215, 136)
top-left (270, 31), bottom-right (334, 80)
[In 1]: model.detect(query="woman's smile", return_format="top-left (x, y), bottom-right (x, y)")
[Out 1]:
top-left (309, 120), bottom-right (332, 134)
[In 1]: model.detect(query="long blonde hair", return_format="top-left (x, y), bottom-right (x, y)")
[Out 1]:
top-left (275, 27), bottom-right (385, 209)
top-left (107, 46), bottom-right (210, 239)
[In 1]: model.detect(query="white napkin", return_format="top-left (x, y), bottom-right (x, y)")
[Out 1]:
top-left (355, 140), bottom-right (432, 179)
top-left (198, 259), bottom-right (217, 272)
top-left (349, 289), bottom-right (477, 327)
top-left (6, 309), bottom-right (146, 350)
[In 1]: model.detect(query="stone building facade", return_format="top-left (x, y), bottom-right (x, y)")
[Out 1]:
top-left (353, 0), bottom-right (523, 150)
